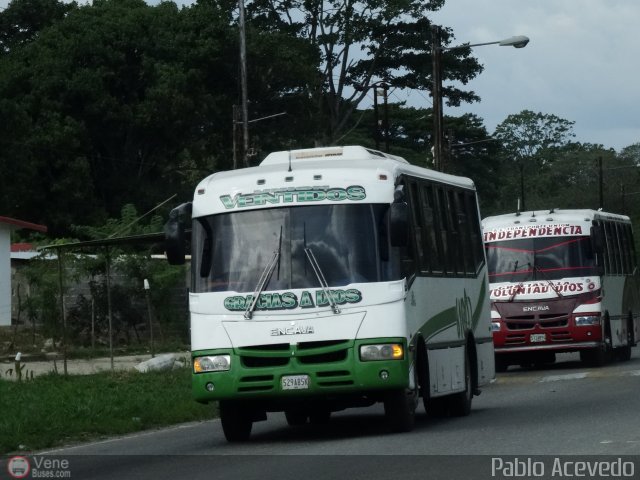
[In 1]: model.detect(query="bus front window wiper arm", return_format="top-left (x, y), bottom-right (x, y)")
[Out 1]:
top-left (304, 247), bottom-right (340, 314)
top-left (244, 251), bottom-right (280, 319)
top-left (245, 228), bottom-right (283, 320)
top-left (532, 264), bottom-right (564, 298)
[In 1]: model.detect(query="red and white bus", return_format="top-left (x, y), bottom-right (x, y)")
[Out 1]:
top-left (482, 209), bottom-right (640, 370)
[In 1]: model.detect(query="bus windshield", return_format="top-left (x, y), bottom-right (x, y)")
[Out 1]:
top-left (191, 204), bottom-right (400, 293)
top-left (486, 236), bottom-right (598, 283)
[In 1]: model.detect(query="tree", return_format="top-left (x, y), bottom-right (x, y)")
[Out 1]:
top-left (0, 0), bottom-right (319, 234)
top-left (494, 110), bottom-right (576, 165)
top-left (619, 142), bottom-right (640, 166)
top-left (245, 0), bottom-right (484, 144)
top-left (491, 110), bottom-right (577, 213)
top-left (0, 0), bottom-right (75, 54)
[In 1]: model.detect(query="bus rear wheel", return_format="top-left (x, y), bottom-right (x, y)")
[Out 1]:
top-left (219, 401), bottom-right (253, 442)
top-left (450, 350), bottom-right (472, 417)
top-left (617, 315), bottom-right (634, 361)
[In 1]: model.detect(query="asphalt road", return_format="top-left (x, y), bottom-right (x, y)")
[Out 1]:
top-left (22, 348), bottom-right (640, 480)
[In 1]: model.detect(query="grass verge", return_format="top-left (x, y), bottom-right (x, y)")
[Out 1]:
top-left (0, 368), bottom-right (217, 454)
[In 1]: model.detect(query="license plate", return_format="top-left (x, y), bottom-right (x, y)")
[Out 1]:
top-left (281, 375), bottom-right (310, 390)
top-left (530, 333), bottom-right (546, 343)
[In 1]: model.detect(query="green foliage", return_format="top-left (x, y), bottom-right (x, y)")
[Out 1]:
top-left (494, 110), bottom-right (576, 164)
top-left (0, 0), bottom-right (75, 53)
top-left (0, 368), bottom-right (216, 454)
top-left (1, 0), bottom-right (639, 262)
top-left (246, 0), bottom-right (482, 144)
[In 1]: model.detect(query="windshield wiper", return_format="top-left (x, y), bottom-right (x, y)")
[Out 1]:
top-left (532, 263), bottom-right (564, 298)
top-left (304, 247), bottom-right (341, 314)
top-left (244, 228), bottom-right (283, 320)
top-left (507, 261), bottom-right (531, 302)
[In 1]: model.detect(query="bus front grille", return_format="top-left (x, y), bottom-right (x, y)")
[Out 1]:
top-left (297, 349), bottom-right (348, 364)
top-left (241, 356), bottom-right (290, 368)
top-left (550, 331), bottom-right (572, 342)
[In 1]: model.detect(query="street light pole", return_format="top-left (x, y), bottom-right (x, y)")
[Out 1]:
top-left (431, 26), bottom-right (529, 171)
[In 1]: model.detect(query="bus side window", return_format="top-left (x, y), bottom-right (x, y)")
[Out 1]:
top-left (436, 187), bottom-right (451, 275)
top-left (455, 190), bottom-right (474, 275)
top-left (599, 221), bottom-right (611, 274)
top-left (617, 223), bottom-right (628, 274)
top-left (466, 192), bottom-right (485, 274)
top-left (424, 183), bottom-right (443, 274)
top-left (446, 188), bottom-right (464, 275)
top-left (590, 224), bottom-right (604, 256)
top-left (627, 224), bottom-right (638, 271)
top-left (197, 219), bottom-right (214, 278)
top-left (407, 180), bottom-right (425, 271)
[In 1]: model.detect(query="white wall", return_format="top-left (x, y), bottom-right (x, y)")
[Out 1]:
top-left (0, 225), bottom-right (11, 326)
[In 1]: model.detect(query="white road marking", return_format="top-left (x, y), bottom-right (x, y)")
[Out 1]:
top-left (539, 373), bottom-right (589, 382)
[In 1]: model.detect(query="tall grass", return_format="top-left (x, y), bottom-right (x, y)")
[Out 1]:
top-left (0, 368), bottom-right (216, 454)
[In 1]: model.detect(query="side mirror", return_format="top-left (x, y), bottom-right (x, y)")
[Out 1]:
top-left (390, 202), bottom-right (409, 247)
top-left (164, 202), bottom-right (192, 265)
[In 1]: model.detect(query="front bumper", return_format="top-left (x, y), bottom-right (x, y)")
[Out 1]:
top-left (192, 337), bottom-right (410, 403)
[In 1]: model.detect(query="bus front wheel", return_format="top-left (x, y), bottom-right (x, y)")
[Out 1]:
top-left (220, 401), bottom-right (253, 442)
top-left (384, 366), bottom-right (418, 432)
top-left (580, 314), bottom-right (612, 367)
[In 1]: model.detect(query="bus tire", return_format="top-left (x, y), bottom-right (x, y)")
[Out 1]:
top-left (617, 313), bottom-right (634, 362)
top-left (450, 349), bottom-right (472, 417)
top-left (220, 401), bottom-right (253, 442)
top-left (534, 351), bottom-right (556, 367)
top-left (581, 313), bottom-right (611, 367)
top-left (495, 356), bottom-right (509, 373)
top-left (285, 409), bottom-right (308, 426)
top-left (420, 346), bottom-right (449, 417)
top-left (384, 365), bottom-right (418, 432)
top-left (425, 396), bottom-right (449, 417)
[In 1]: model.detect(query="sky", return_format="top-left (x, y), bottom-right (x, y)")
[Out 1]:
top-left (1, 0), bottom-right (638, 152)
top-left (426, 0), bottom-right (640, 152)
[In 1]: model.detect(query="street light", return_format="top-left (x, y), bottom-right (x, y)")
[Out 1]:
top-left (431, 26), bottom-right (529, 171)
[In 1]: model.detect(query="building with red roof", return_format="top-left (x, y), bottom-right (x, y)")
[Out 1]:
top-left (0, 217), bottom-right (47, 326)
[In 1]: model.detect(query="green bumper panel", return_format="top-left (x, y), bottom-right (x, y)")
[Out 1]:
top-left (192, 338), bottom-right (409, 403)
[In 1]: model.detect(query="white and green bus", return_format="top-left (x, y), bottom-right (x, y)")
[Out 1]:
top-left (165, 146), bottom-right (494, 441)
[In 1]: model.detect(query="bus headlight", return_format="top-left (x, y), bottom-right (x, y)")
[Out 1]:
top-left (193, 355), bottom-right (231, 373)
top-left (574, 315), bottom-right (600, 326)
top-left (491, 322), bottom-right (501, 332)
top-left (360, 344), bottom-right (404, 361)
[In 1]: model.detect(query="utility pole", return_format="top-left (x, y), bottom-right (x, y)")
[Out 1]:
top-left (362, 82), bottom-right (390, 152)
top-left (431, 25), bottom-right (444, 171)
top-left (519, 162), bottom-right (526, 211)
top-left (598, 156), bottom-right (603, 209)
top-left (232, 105), bottom-right (240, 169)
top-left (373, 87), bottom-right (380, 150)
top-left (382, 83), bottom-right (390, 152)
top-left (238, 0), bottom-right (250, 167)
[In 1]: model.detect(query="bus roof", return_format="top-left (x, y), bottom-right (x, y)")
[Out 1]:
top-left (192, 146), bottom-right (475, 216)
top-left (482, 209), bottom-right (631, 230)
